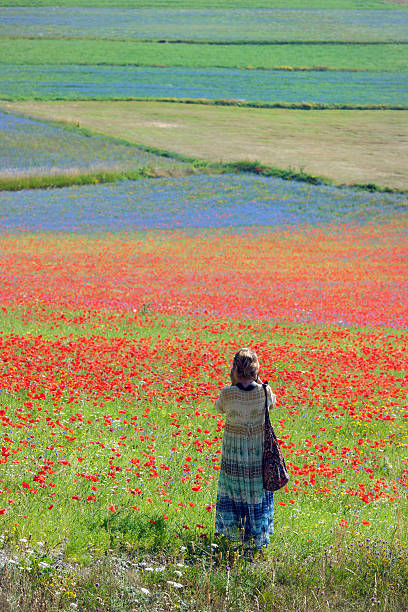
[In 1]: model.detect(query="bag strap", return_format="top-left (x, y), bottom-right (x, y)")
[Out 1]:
top-left (262, 381), bottom-right (269, 411)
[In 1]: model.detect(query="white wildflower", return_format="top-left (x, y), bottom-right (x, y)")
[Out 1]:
top-left (139, 587), bottom-right (151, 596)
top-left (167, 581), bottom-right (183, 589)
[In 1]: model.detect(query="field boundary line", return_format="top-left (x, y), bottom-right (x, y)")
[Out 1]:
top-left (0, 61), bottom-right (400, 73)
top-left (1, 36), bottom-right (408, 45)
top-left (1, 97), bottom-right (407, 111)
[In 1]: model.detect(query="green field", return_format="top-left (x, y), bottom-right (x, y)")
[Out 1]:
top-left (2, 40), bottom-right (407, 72)
top-left (4, 100), bottom-right (407, 190)
top-left (1, 0), bottom-right (406, 8)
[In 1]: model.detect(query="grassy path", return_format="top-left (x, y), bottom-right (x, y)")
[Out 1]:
top-left (3, 100), bottom-right (407, 190)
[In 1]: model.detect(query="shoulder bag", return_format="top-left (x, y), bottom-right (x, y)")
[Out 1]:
top-left (262, 381), bottom-right (289, 491)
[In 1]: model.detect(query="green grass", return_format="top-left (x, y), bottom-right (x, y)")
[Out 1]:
top-left (3, 100), bottom-right (407, 190)
top-left (2, 39), bottom-right (407, 72)
top-left (0, 160), bottom-right (337, 192)
top-left (0, 166), bottom-right (196, 191)
top-left (7, 155), bottom-right (398, 194)
top-left (1, 534), bottom-right (407, 611)
top-left (1, 0), bottom-right (406, 8)
top-left (1, 535), bottom-right (407, 611)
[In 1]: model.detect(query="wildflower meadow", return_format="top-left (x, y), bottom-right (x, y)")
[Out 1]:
top-left (0, 169), bottom-right (407, 609)
top-left (0, 111), bottom-right (189, 176)
top-left (0, 1), bottom-right (407, 610)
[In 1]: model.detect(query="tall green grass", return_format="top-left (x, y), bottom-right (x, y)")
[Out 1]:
top-left (0, 166), bottom-right (197, 191)
top-left (1, 533), bottom-right (407, 611)
top-left (2, 155), bottom-right (405, 194)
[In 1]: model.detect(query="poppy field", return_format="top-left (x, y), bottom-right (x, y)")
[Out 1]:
top-left (0, 184), bottom-right (407, 600)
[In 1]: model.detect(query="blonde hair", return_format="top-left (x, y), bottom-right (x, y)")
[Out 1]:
top-left (233, 348), bottom-right (259, 380)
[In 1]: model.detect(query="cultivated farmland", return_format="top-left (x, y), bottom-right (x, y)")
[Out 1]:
top-left (4, 102), bottom-right (407, 190)
top-left (1, 8), bottom-right (407, 41)
top-left (2, 39), bottom-right (407, 72)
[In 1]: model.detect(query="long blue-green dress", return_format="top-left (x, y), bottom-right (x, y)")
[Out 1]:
top-left (215, 381), bottom-right (275, 550)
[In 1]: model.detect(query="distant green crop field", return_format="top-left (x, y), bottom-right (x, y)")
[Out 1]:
top-left (0, 0), bottom-right (405, 8)
top-left (1, 64), bottom-right (406, 106)
top-left (2, 8), bottom-right (407, 42)
top-left (2, 40), bottom-right (407, 72)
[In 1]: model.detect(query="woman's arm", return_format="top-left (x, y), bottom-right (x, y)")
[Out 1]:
top-left (215, 388), bottom-right (226, 413)
top-left (266, 385), bottom-right (276, 410)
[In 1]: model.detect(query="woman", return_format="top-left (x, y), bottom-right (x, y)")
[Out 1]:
top-left (215, 348), bottom-right (276, 552)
